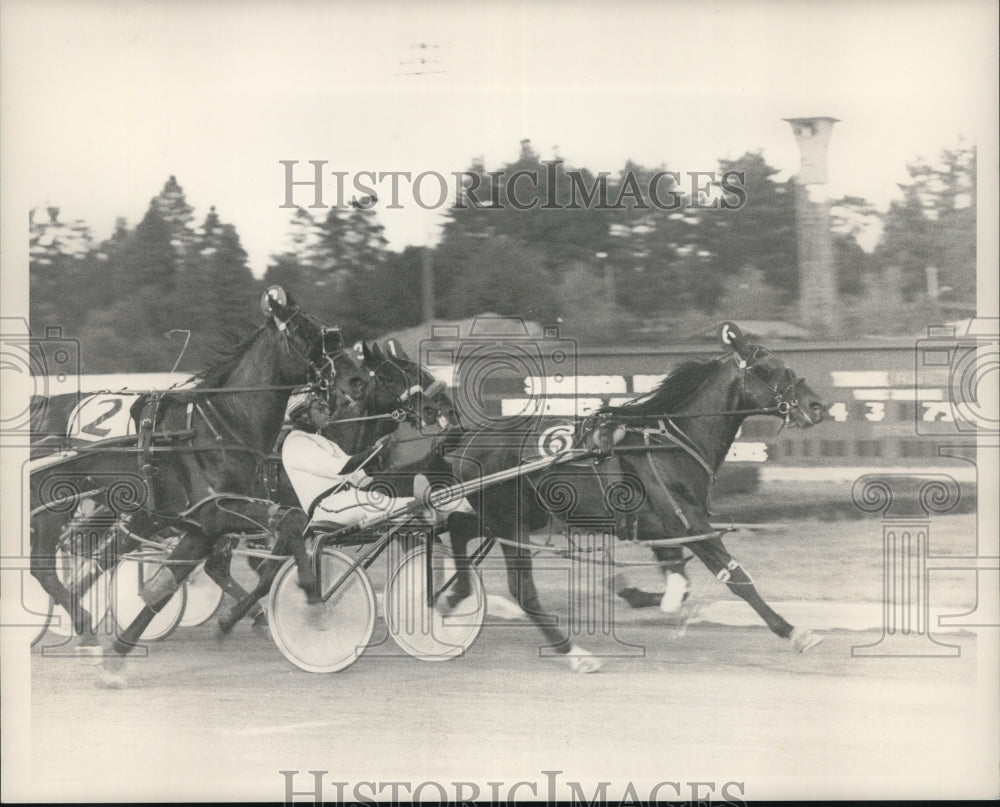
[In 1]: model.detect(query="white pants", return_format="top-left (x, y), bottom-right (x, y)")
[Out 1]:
top-left (309, 484), bottom-right (474, 529)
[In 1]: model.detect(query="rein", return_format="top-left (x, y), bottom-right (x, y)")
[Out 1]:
top-left (329, 411), bottom-right (407, 425)
top-left (98, 384), bottom-right (326, 396)
top-left (595, 404), bottom-right (789, 420)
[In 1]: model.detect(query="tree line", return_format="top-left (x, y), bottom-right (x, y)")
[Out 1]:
top-left (29, 139), bottom-right (976, 373)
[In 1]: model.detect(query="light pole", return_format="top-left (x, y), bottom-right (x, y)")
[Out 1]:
top-left (421, 246), bottom-right (435, 323)
top-left (596, 251), bottom-right (614, 307)
top-left (393, 42), bottom-right (446, 325)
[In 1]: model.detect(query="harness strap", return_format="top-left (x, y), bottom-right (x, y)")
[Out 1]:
top-left (642, 434), bottom-right (692, 531)
top-left (640, 419), bottom-right (716, 482)
top-left (137, 394), bottom-right (162, 511)
top-left (196, 400), bottom-right (226, 444)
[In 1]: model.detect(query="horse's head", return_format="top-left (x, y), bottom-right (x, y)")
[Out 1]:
top-left (260, 286), bottom-right (363, 396)
top-left (359, 338), bottom-right (460, 430)
top-left (718, 322), bottom-right (826, 427)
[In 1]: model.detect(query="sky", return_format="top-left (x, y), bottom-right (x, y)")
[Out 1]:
top-left (1, 0), bottom-right (997, 277)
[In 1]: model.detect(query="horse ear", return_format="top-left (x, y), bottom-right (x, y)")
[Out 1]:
top-left (370, 342), bottom-right (385, 359)
top-left (385, 338), bottom-right (411, 361)
top-left (718, 322), bottom-right (747, 354)
top-left (361, 340), bottom-right (374, 362)
top-left (261, 285), bottom-right (294, 327)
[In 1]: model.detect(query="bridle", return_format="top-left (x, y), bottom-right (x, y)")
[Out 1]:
top-left (731, 345), bottom-right (805, 424)
top-left (362, 353), bottom-right (453, 428)
top-left (274, 308), bottom-right (344, 394)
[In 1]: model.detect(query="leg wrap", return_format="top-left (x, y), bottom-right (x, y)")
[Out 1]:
top-left (140, 566), bottom-right (180, 608)
top-left (715, 559), bottom-right (740, 584)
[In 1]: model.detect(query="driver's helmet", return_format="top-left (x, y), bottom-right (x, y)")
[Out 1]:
top-left (286, 391), bottom-right (329, 432)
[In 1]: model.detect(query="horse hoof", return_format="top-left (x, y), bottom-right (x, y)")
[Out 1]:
top-left (790, 627), bottom-right (823, 653)
top-left (98, 657), bottom-right (128, 689)
top-left (78, 633), bottom-right (101, 648)
top-left (660, 573), bottom-right (690, 614)
top-left (566, 645), bottom-right (602, 674)
top-left (486, 594), bottom-right (528, 621)
top-left (435, 589), bottom-right (469, 617)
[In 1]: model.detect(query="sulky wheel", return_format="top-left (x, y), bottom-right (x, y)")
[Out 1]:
top-left (110, 560), bottom-right (187, 642)
top-left (178, 562), bottom-right (224, 628)
top-left (384, 545), bottom-right (486, 662)
top-left (267, 548), bottom-right (376, 673)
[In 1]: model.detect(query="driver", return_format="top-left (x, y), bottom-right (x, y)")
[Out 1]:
top-left (281, 393), bottom-right (411, 529)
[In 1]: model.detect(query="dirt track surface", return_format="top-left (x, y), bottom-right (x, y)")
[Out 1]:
top-left (24, 619), bottom-right (993, 802)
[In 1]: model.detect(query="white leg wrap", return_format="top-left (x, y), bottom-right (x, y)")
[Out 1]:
top-left (660, 572), bottom-right (690, 613)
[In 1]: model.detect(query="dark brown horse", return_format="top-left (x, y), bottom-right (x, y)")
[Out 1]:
top-left (29, 287), bottom-right (349, 687)
top-left (434, 322), bottom-right (827, 672)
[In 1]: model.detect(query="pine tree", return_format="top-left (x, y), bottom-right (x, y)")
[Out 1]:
top-left (181, 207), bottom-right (259, 369)
top-left (875, 141), bottom-right (976, 306)
top-left (693, 151), bottom-right (798, 309)
top-left (29, 206), bottom-right (94, 333)
top-left (151, 175), bottom-right (197, 261)
top-left (264, 207), bottom-right (329, 305)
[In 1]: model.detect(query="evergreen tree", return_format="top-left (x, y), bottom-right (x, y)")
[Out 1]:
top-left (151, 175), bottom-right (197, 260)
top-left (436, 235), bottom-right (557, 321)
top-left (341, 246), bottom-right (425, 338)
top-left (692, 151), bottom-right (798, 311)
top-left (602, 161), bottom-right (706, 318)
top-left (264, 199), bottom-right (392, 330)
top-left (875, 141), bottom-right (976, 304)
top-left (829, 195), bottom-right (879, 297)
top-left (264, 207), bottom-right (336, 319)
top-left (181, 207), bottom-right (260, 369)
top-left (29, 206), bottom-right (94, 333)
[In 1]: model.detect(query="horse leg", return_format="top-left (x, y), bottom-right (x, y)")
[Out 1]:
top-left (210, 502), bottom-right (312, 634)
top-left (498, 526), bottom-right (601, 674)
top-left (204, 543), bottom-right (266, 635)
top-left (217, 558), bottom-right (281, 634)
top-left (653, 546), bottom-right (691, 613)
top-left (438, 511), bottom-right (479, 613)
top-left (99, 528), bottom-right (211, 688)
top-left (614, 545), bottom-right (690, 610)
top-left (686, 532), bottom-right (822, 652)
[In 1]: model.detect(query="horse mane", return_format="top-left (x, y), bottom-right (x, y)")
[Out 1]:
top-left (606, 356), bottom-right (724, 415)
top-left (189, 323), bottom-right (270, 388)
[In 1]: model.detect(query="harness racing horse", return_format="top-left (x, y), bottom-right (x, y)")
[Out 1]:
top-left (213, 338), bottom-right (460, 634)
top-left (438, 322), bottom-right (827, 672)
top-left (29, 287), bottom-right (347, 687)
